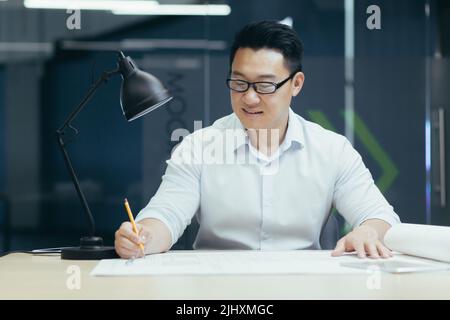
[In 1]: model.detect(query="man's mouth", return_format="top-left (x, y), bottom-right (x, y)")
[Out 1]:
top-left (242, 108), bottom-right (263, 115)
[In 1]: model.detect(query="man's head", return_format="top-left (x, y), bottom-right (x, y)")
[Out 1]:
top-left (229, 20), bottom-right (303, 74)
top-left (228, 20), bottom-right (305, 133)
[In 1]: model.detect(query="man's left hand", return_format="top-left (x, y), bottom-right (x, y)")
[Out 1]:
top-left (331, 225), bottom-right (393, 259)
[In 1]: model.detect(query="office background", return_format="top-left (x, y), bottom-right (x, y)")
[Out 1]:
top-left (0, 0), bottom-right (449, 253)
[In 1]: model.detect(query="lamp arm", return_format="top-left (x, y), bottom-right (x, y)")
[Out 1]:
top-left (58, 69), bottom-right (119, 133)
top-left (55, 68), bottom-right (120, 237)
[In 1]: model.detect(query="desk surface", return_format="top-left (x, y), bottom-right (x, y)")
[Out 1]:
top-left (1, 251), bottom-right (450, 299)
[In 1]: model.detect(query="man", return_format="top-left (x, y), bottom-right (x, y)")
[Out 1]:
top-left (115, 20), bottom-right (400, 260)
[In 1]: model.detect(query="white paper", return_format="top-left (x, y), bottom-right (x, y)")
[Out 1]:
top-left (90, 250), bottom-right (449, 277)
top-left (384, 223), bottom-right (450, 263)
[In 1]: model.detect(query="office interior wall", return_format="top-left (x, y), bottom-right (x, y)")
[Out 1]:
top-left (0, 67), bottom-right (4, 191)
top-left (0, 67), bottom-right (4, 250)
top-left (353, 0), bottom-right (427, 223)
top-left (0, 0), bottom-right (147, 64)
top-left (431, 58), bottom-right (450, 225)
top-left (430, 0), bottom-right (450, 225)
top-left (5, 62), bottom-right (42, 229)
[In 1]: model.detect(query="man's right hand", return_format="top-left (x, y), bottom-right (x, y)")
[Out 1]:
top-left (114, 222), bottom-right (151, 259)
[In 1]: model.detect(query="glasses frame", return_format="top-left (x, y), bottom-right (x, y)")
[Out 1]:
top-left (226, 70), bottom-right (299, 94)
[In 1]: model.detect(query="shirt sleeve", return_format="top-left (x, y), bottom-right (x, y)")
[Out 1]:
top-left (333, 138), bottom-right (401, 229)
top-left (135, 133), bottom-right (201, 247)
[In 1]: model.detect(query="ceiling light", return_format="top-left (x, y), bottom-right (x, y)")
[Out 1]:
top-left (113, 4), bottom-right (231, 16)
top-left (24, 0), bottom-right (158, 11)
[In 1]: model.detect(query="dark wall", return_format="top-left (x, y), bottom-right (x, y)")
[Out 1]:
top-left (0, 66), bottom-right (4, 191)
top-left (437, 0), bottom-right (450, 56)
top-left (0, 67), bottom-right (5, 240)
top-left (353, 0), bottom-right (427, 223)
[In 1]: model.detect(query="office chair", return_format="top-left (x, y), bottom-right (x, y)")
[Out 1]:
top-left (319, 211), bottom-right (341, 250)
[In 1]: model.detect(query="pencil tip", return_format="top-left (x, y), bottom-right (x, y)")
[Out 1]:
top-left (124, 198), bottom-right (128, 203)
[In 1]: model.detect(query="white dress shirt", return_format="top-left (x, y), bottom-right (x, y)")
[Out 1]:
top-left (136, 107), bottom-right (400, 250)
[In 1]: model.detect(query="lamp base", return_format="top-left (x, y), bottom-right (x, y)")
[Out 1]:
top-left (61, 236), bottom-right (118, 260)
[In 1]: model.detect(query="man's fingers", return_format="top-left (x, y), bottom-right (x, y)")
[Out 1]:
top-left (117, 236), bottom-right (141, 252)
top-left (353, 240), bottom-right (366, 258)
top-left (115, 222), bottom-right (150, 259)
top-left (331, 239), bottom-right (346, 257)
top-left (376, 241), bottom-right (393, 258)
top-left (119, 222), bottom-right (140, 243)
top-left (120, 221), bottom-right (133, 230)
top-left (365, 242), bottom-right (380, 259)
top-left (118, 246), bottom-right (138, 258)
top-left (138, 226), bottom-right (151, 244)
top-left (114, 238), bottom-right (137, 255)
top-left (116, 244), bottom-right (140, 259)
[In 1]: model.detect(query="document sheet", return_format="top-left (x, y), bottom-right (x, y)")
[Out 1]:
top-left (90, 250), bottom-right (450, 276)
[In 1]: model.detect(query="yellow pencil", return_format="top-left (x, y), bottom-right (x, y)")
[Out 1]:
top-left (124, 198), bottom-right (145, 256)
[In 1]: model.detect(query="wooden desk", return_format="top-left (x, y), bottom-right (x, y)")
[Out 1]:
top-left (1, 252), bottom-right (450, 299)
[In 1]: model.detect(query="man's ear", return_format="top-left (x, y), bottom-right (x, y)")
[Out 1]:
top-left (291, 72), bottom-right (305, 97)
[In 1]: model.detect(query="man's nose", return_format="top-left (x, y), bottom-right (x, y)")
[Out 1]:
top-left (242, 86), bottom-right (261, 105)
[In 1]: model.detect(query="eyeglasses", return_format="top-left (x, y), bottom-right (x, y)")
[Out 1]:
top-left (226, 71), bottom-right (298, 94)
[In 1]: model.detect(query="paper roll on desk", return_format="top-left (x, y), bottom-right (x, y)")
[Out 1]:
top-left (384, 223), bottom-right (450, 263)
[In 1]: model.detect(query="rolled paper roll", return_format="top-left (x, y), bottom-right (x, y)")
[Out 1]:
top-left (384, 223), bottom-right (450, 263)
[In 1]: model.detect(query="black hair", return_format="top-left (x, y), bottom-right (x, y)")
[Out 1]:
top-left (229, 20), bottom-right (304, 73)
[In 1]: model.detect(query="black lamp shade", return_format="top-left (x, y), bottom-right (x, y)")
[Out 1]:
top-left (119, 56), bottom-right (173, 122)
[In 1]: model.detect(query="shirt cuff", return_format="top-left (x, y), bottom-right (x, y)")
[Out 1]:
top-left (135, 209), bottom-right (177, 248)
top-left (356, 211), bottom-right (401, 229)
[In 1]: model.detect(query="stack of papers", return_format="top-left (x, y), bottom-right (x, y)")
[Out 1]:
top-left (90, 250), bottom-right (450, 277)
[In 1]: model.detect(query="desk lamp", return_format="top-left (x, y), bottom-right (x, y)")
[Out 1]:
top-left (56, 51), bottom-right (172, 260)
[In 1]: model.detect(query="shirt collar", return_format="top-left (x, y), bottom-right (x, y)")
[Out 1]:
top-left (282, 107), bottom-right (304, 150)
top-left (231, 114), bottom-right (249, 152)
top-left (232, 107), bottom-right (305, 152)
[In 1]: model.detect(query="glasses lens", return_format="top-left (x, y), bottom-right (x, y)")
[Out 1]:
top-left (227, 80), bottom-right (248, 92)
top-left (255, 82), bottom-right (276, 94)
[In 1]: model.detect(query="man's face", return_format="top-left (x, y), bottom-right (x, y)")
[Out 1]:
top-left (229, 47), bottom-right (304, 131)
